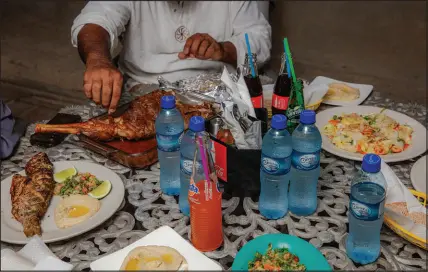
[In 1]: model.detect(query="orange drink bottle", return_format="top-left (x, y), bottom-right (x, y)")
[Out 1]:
top-left (188, 131), bottom-right (223, 252)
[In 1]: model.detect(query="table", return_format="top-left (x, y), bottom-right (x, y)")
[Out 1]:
top-left (1, 89), bottom-right (426, 271)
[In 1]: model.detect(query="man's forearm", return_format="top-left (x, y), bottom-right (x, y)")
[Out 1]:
top-left (77, 23), bottom-right (112, 64)
top-left (220, 41), bottom-right (237, 67)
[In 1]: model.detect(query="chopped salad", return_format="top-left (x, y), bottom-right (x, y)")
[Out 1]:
top-left (323, 110), bottom-right (413, 155)
top-left (248, 244), bottom-right (306, 271)
top-left (54, 172), bottom-right (103, 196)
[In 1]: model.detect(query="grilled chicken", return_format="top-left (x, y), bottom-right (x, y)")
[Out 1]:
top-left (10, 152), bottom-right (55, 237)
top-left (34, 90), bottom-right (214, 141)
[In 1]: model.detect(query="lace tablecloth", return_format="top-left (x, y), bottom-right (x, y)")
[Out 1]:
top-left (1, 90), bottom-right (427, 271)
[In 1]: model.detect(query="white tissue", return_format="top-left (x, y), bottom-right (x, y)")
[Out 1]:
top-left (381, 161), bottom-right (427, 240)
top-left (304, 84), bottom-right (329, 106)
top-left (1, 249), bottom-right (35, 270)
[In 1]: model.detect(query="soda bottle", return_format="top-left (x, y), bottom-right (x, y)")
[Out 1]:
top-left (188, 131), bottom-right (223, 252)
top-left (285, 79), bottom-right (305, 133)
top-left (289, 110), bottom-right (322, 216)
top-left (272, 53), bottom-right (292, 116)
top-left (259, 114), bottom-right (292, 219)
top-left (346, 154), bottom-right (386, 264)
top-left (179, 116), bottom-right (205, 216)
top-left (155, 95), bottom-right (184, 196)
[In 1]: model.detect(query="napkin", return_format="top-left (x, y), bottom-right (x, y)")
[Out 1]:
top-left (304, 83), bottom-right (329, 106)
top-left (381, 161), bottom-right (427, 240)
top-left (0, 236), bottom-right (74, 271)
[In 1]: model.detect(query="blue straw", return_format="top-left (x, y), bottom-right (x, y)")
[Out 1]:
top-left (283, 39), bottom-right (291, 78)
top-left (244, 33), bottom-right (256, 77)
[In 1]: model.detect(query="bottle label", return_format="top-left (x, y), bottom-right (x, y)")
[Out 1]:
top-left (180, 156), bottom-right (202, 175)
top-left (251, 95), bottom-right (264, 108)
top-left (272, 94), bottom-right (289, 110)
top-left (350, 198), bottom-right (385, 221)
top-left (261, 153), bottom-right (291, 175)
top-left (291, 150), bottom-right (320, 171)
top-left (156, 131), bottom-right (183, 152)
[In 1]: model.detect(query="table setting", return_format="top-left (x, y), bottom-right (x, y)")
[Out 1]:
top-left (1, 37), bottom-right (427, 271)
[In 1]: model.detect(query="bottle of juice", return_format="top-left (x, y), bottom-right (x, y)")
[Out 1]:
top-left (188, 129), bottom-right (223, 252)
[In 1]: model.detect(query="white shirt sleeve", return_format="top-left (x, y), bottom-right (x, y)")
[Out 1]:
top-left (70, 1), bottom-right (131, 55)
top-left (228, 1), bottom-right (272, 68)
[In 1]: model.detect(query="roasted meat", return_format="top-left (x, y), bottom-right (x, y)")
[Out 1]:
top-left (10, 152), bottom-right (55, 237)
top-left (34, 90), bottom-right (214, 141)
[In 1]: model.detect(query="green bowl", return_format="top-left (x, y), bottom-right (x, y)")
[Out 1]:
top-left (232, 233), bottom-right (332, 271)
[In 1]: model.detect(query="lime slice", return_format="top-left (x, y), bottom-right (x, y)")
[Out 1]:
top-left (54, 167), bottom-right (77, 183)
top-left (88, 180), bottom-right (112, 199)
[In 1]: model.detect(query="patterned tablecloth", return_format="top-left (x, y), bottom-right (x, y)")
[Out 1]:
top-left (1, 89), bottom-right (427, 271)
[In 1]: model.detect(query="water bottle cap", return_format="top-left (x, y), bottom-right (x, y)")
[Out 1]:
top-left (300, 110), bottom-right (316, 124)
top-left (362, 153), bottom-right (381, 173)
top-left (189, 116), bottom-right (205, 132)
top-left (271, 114), bottom-right (287, 130)
top-left (161, 95), bottom-right (176, 109)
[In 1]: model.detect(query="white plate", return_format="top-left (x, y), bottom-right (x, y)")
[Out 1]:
top-left (316, 106), bottom-right (427, 162)
top-left (310, 76), bottom-right (373, 106)
top-left (90, 226), bottom-right (223, 271)
top-left (411, 155), bottom-right (427, 193)
top-left (1, 161), bottom-right (125, 244)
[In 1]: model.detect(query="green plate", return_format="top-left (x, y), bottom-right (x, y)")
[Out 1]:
top-left (232, 233), bottom-right (332, 271)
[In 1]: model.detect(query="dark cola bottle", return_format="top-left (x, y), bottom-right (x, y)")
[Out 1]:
top-left (272, 53), bottom-right (292, 116)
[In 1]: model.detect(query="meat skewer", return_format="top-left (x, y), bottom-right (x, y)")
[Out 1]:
top-left (35, 90), bottom-right (215, 141)
top-left (10, 152), bottom-right (55, 237)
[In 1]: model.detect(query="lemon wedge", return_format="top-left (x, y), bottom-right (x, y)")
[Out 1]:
top-left (54, 167), bottom-right (77, 183)
top-left (88, 180), bottom-right (112, 199)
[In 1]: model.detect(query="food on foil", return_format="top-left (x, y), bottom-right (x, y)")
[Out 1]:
top-left (10, 152), bottom-right (55, 237)
top-left (54, 194), bottom-right (100, 229)
top-left (324, 83), bottom-right (360, 101)
top-left (34, 90), bottom-right (215, 141)
top-left (323, 110), bottom-right (413, 155)
top-left (120, 246), bottom-right (188, 271)
top-left (248, 244), bottom-right (306, 271)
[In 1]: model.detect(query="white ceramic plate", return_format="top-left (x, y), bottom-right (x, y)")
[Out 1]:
top-left (90, 226), bottom-right (223, 271)
top-left (310, 76), bottom-right (373, 106)
top-left (1, 161), bottom-right (125, 244)
top-left (316, 106), bottom-right (427, 162)
top-left (411, 155), bottom-right (427, 194)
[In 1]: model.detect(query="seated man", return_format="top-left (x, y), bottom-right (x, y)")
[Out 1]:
top-left (0, 100), bottom-right (23, 159)
top-left (72, 1), bottom-right (272, 114)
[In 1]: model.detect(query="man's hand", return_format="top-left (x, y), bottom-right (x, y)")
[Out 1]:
top-left (83, 57), bottom-right (123, 114)
top-left (178, 33), bottom-right (224, 61)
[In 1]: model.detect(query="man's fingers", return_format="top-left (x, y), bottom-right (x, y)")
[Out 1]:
top-left (109, 74), bottom-right (123, 114)
top-left (101, 77), bottom-right (113, 108)
top-left (91, 80), bottom-right (102, 104)
top-left (205, 43), bottom-right (216, 60)
top-left (189, 36), bottom-right (203, 56)
top-left (178, 52), bottom-right (188, 59)
top-left (83, 80), bottom-right (92, 99)
top-left (197, 40), bottom-right (210, 58)
top-left (183, 35), bottom-right (195, 55)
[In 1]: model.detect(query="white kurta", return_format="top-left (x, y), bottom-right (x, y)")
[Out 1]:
top-left (71, 1), bottom-right (272, 89)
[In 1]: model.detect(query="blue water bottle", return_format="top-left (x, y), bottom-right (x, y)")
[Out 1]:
top-left (155, 95), bottom-right (184, 196)
top-left (346, 154), bottom-right (386, 264)
top-left (179, 116), bottom-right (206, 216)
top-left (289, 110), bottom-right (322, 216)
top-left (259, 114), bottom-right (292, 219)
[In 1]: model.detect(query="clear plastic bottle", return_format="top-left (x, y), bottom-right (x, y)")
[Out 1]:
top-left (179, 116), bottom-right (205, 216)
top-left (346, 154), bottom-right (386, 264)
top-left (155, 95), bottom-right (184, 196)
top-left (289, 110), bottom-right (322, 216)
top-left (259, 114), bottom-right (292, 219)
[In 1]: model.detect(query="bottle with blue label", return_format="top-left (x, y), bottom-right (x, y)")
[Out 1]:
top-left (346, 154), bottom-right (386, 265)
top-left (289, 110), bottom-right (322, 216)
top-left (179, 116), bottom-right (206, 216)
top-left (259, 114), bottom-right (292, 219)
top-left (155, 95), bottom-right (184, 196)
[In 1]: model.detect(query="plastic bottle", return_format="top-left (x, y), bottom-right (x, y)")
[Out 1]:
top-left (259, 114), bottom-right (292, 219)
top-left (289, 110), bottom-right (322, 216)
top-left (188, 130), bottom-right (223, 252)
top-left (346, 154), bottom-right (386, 264)
top-left (179, 116), bottom-right (205, 216)
top-left (272, 53), bottom-right (292, 116)
top-left (155, 95), bottom-right (184, 196)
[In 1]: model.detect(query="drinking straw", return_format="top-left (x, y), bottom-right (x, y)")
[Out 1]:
top-left (244, 33), bottom-right (256, 78)
top-left (284, 38), bottom-right (297, 86)
top-left (283, 39), bottom-right (291, 78)
top-left (197, 135), bottom-right (211, 182)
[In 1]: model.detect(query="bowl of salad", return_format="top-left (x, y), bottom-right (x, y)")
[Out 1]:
top-left (232, 234), bottom-right (331, 271)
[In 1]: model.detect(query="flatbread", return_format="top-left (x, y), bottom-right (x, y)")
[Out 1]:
top-left (386, 202), bottom-right (409, 216)
top-left (409, 212), bottom-right (427, 226)
top-left (324, 83), bottom-right (360, 101)
top-left (120, 246), bottom-right (188, 271)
